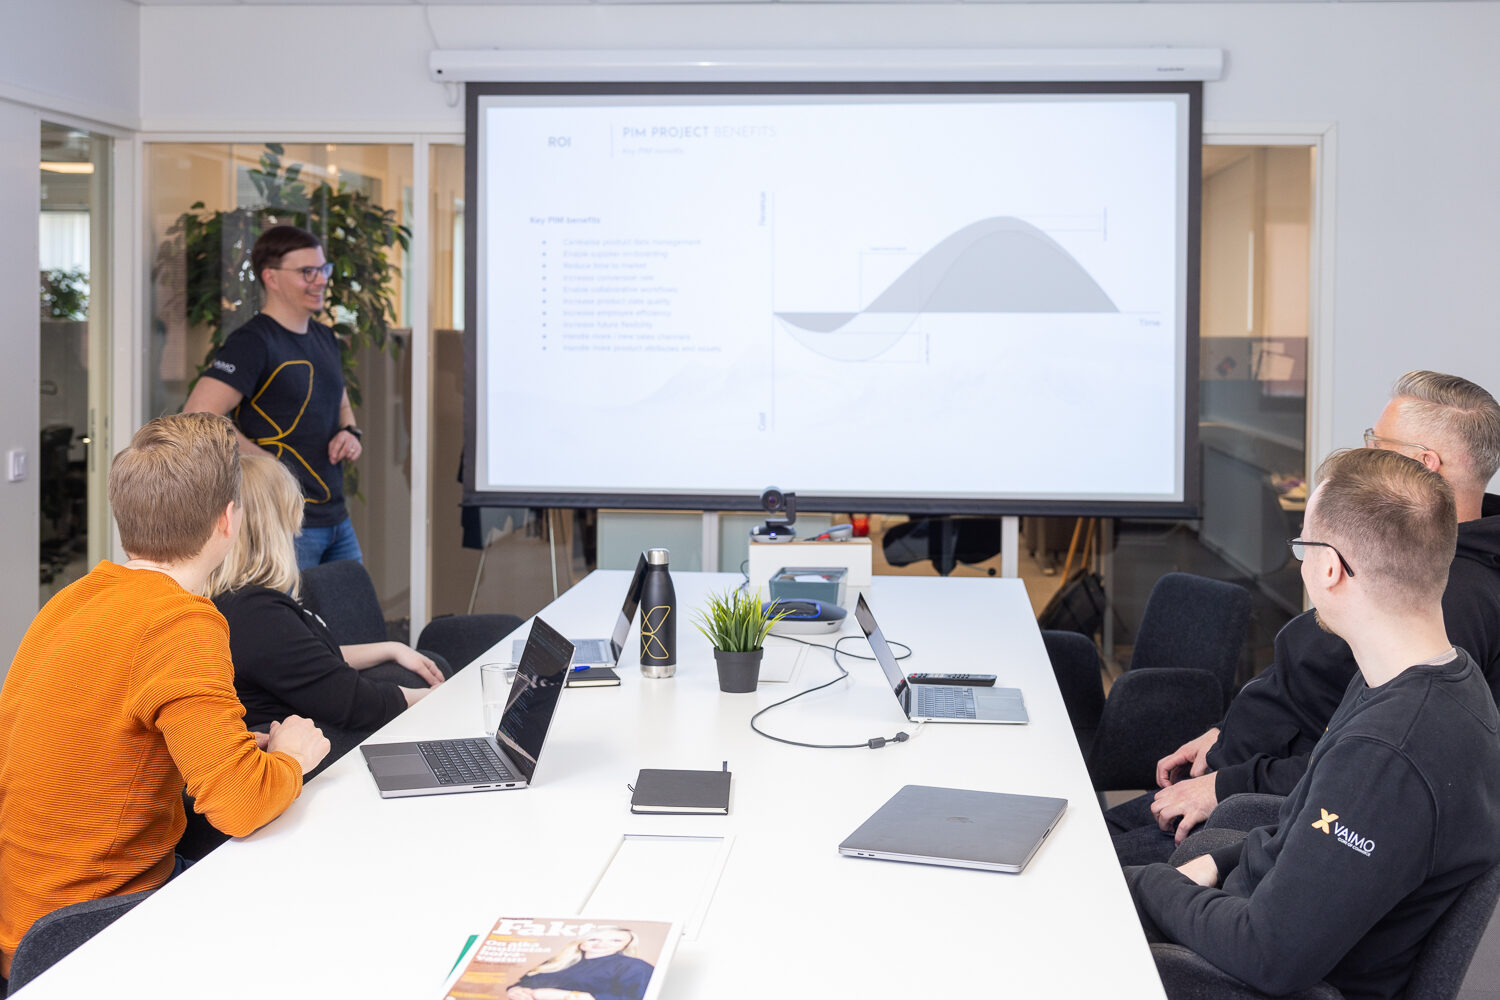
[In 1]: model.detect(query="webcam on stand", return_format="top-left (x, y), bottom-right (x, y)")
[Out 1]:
top-left (749, 487), bottom-right (797, 543)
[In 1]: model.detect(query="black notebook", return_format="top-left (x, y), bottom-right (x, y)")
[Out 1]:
top-left (630, 768), bottom-right (732, 815)
top-left (567, 666), bottom-right (621, 688)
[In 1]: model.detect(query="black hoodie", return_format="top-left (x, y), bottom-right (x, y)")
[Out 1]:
top-left (1207, 493), bottom-right (1500, 797)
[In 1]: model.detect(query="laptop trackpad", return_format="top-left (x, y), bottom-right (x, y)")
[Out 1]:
top-left (371, 754), bottom-right (431, 779)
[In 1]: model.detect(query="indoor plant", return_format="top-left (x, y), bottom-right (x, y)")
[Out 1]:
top-left (693, 588), bottom-right (788, 693)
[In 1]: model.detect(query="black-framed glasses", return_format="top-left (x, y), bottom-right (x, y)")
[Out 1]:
top-left (1287, 538), bottom-right (1356, 578)
top-left (270, 262), bottom-right (334, 283)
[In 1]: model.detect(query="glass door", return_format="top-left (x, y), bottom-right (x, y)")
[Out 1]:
top-left (39, 122), bottom-right (110, 603)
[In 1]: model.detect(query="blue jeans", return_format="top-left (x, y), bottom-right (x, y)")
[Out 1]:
top-left (294, 516), bottom-right (363, 570)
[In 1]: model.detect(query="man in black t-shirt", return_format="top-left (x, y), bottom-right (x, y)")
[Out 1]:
top-left (184, 225), bottom-right (365, 568)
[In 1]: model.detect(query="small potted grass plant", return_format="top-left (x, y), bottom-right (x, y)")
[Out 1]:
top-left (694, 588), bottom-right (789, 693)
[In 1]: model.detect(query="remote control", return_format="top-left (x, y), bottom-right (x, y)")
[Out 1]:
top-left (907, 673), bottom-right (997, 686)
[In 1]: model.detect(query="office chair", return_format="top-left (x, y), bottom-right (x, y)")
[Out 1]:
top-left (416, 613), bottom-right (524, 674)
top-left (1129, 571), bottom-right (1251, 708)
top-left (299, 560), bottom-right (388, 646)
top-left (1085, 667), bottom-right (1225, 792)
top-left (1149, 860), bottom-right (1500, 1000)
top-left (1040, 629), bottom-right (1106, 754)
top-left (7, 889), bottom-right (155, 994)
top-left (301, 561), bottom-right (518, 676)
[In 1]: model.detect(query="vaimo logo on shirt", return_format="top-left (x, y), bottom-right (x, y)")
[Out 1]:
top-left (1311, 807), bottom-right (1375, 857)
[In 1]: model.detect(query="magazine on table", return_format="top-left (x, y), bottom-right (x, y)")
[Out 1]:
top-left (442, 915), bottom-right (680, 1000)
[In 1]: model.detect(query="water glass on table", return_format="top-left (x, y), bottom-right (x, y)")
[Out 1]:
top-left (479, 661), bottom-right (516, 734)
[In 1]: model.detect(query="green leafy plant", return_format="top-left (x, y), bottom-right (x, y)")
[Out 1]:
top-left (693, 589), bottom-right (789, 653)
top-left (156, 142), bottom-right (412, 412)
top-left (40, 268), bottom-right (88, 321)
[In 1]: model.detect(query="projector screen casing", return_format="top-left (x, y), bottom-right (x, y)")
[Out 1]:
top-left (463, 81), bottom-right (1202, 518)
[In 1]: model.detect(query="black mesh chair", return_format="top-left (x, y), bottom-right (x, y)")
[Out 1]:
top-left (7, 889), bottom-right (155, 994)
top-left (1130, 571), bottom-right (1252, 708)
top-left (416, 613), bottom-right (524, 674)
top-left (1149, 861), bottom-right (1500, 1000)
top-left (1040, 629), bottom-right (1106, 754)
top-left (299, 560), bottom-right (388, 646)
top-left (1081, 573), bottom-right (1251, 792)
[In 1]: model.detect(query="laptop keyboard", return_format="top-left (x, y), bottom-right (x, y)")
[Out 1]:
top-left (418, 739), bottom-right (518, 785)
top-left (915, 685), bottom-right (977, 719)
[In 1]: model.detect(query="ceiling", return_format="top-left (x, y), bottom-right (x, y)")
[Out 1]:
top-left (122, 0), bottom-right (1453, 6)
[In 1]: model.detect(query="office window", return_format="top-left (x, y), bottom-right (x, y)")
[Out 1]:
top-left (147, 142), bottom-right (414, 626)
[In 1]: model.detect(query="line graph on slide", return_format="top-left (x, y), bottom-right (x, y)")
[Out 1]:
top-left (774, 216), bottom-right (1119, 361)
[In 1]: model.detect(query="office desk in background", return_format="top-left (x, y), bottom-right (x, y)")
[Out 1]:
top-left (21, 573), bottom-right (1165, 999)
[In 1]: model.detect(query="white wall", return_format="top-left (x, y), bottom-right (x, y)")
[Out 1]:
top-left (0, 0), bottom-right (139, 667)
top-left (139, 2), bottom-right (1500, 484)
top-left (0, 0), bottom-right (140, 128)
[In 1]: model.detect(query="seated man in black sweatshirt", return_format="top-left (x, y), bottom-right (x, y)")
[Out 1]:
top-left (1126, 447), bottom-right (1500, 1000)
top-left (1111, 370), bottom-right (1500, 864)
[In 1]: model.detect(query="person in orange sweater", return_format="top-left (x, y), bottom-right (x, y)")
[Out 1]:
top-left (0, 412), bottom-right (331, 976)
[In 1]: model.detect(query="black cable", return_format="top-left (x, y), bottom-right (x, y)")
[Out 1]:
top-left (748, 634), bottom-right (912, 750)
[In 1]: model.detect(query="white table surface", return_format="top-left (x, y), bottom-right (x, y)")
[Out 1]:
top-left (22, 572), bottom-right (1165, 999)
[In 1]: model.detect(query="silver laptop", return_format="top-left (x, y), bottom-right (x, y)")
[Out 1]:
top-left (854, 594), bottom-right (1029, 724)
top-left (513, 553), bottom-right (648, 667)
top-left (361, 617), bottom-right (572, 798)
top-left (839, 784), bottom-right (1067, 873)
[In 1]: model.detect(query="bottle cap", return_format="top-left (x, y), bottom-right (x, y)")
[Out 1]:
top-left (646, 548), bottom-right (670, 565)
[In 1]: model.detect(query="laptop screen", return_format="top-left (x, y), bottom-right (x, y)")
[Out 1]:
top-left (608, 553), bottom-right (650, 661)
top-left (496, 616), bottom-right (573, 783)
top-left (854, 594), bottom-right (909, 697)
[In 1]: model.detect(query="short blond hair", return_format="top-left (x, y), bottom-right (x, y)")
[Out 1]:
top-left (206, 454), bottom-right (304, 599)
top-left (109, 412), bottom-right (241, 564)
top-left (1311, 448), bottom-right (1456, 612)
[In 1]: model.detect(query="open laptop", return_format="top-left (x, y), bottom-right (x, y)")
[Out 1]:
top-left (512, 553), bottom-right (648, 668)
top-left (855, 593), bottom-right (1029, 724)
top-left (361, 616), bottom-right (572, 798)
top-left (839, 784), bottom-right (1067, 873)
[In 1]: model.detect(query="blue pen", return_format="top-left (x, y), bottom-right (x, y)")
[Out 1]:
top-left (571, 663), bottom-right (592, 672)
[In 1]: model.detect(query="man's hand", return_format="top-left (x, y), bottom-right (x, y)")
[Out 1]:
top-left (266, 715), bottom-right (331, 776)
top-left (1176, 852), bottom-right (1219, 888)
top-left (401, 686), bottom-right (433, 709)
top-left (1156, 727), bottom-right (1221, 788)
top-left (1150, 772), bottom-right (1219, 843)
top-left (252, 730), bottom-right (272, 751)
top-left (328, 429), bottom-right (362, 465)
top-left (389, 644), bottom-right (444, 687)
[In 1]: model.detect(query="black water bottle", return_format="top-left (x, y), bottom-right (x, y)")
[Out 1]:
top-left (639, 548), bottom-right (677, 677)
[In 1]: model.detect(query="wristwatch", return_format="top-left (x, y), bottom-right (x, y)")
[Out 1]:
top-left (341, 424), bottom-right (363, 440)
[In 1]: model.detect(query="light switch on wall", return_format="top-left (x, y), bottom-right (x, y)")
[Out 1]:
top-left (7, 449), bottom-right (25, 483)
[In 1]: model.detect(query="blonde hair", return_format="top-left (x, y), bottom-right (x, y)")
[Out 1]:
top-left (206, 454), bottom-right (304, 599)
top-left (529, 927), bottom-right (640, 975)
top-left (109, 412), bottom-right (241, 563)
top-left (1311, 448), bottom-right (1456, 612)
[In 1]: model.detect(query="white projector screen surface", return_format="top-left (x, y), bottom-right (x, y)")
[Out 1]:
top-left (469, 86), bottom-right (1198, 514)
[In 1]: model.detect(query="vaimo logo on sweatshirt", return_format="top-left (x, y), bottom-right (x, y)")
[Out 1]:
top-left (1311, 807), bottom-right (1375, 857)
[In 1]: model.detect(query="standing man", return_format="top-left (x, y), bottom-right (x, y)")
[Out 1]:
top-left (1128, 448), bottom-right (1500, 999)
top-left (0, 413), bottom-right (329, 975)
top-left (183, 225), bottom-right (364, 569)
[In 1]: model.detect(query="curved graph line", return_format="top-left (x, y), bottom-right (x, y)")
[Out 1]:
top-left (775, 216), bottom-right (1118, 362)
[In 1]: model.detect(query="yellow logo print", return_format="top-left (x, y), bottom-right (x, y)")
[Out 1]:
top-left (1312, 808), bottom-right (1339, 834)
top-left (641, 605), bottom-right (672, 660)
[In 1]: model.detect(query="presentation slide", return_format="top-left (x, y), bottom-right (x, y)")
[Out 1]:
top-left (472, 89), bottom-right (1193, 510)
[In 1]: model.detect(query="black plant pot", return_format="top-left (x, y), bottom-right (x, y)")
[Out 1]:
top-left (714, 648), bottom-right (764, 693)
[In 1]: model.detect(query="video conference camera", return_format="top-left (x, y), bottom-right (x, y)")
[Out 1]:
top-left (750, 487), bottom-right (797, 543)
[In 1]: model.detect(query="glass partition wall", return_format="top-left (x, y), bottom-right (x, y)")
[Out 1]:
top-left (147, 142), bottom-right (414, 628)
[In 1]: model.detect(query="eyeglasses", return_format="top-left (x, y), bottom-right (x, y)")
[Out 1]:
top-left (1363, 427), bottom-right (1436, 459)
top-left (1287, 538), bottom-right (1356, 578)
top-left (270, 262), bottom-right (334, 283)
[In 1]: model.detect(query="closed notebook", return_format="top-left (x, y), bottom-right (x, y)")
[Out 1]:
top-left (630, 768), bottom-right (731, 815)
top-left (567, 667), bottom-right (621, 688)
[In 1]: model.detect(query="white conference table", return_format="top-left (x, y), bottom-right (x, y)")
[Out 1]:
top-left (24, 572), bottom-right (1165, 999)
